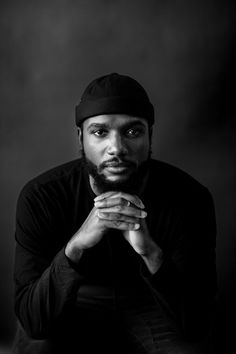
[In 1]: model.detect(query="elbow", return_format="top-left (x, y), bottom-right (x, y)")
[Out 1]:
top-left (15, 303), bottom-right (51, 340)
top-left (25, 326), bottom-right (50, 340)
top-left (17, 318), bottom-right (51, 340)
top-left (27, 328), bottom-right (50, 341)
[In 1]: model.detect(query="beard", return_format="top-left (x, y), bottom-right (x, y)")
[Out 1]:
top-left (81, 149), bottom-right (151, 195)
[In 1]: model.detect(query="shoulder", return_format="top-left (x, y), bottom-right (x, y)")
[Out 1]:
top-left (148, 159), bottom-right (212, 202)
top-left (18, 158), bottom-right (84, 201)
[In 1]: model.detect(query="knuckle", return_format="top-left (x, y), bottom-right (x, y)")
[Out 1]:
top-left (97, 210), bottom-right (106, 219)
top-left (113, 213), bottom-right (120, 220)
top-left (113, 220), bottom-right (121, 227)
top-left (121, 198), bottom-right (127, 206)
top-left (116, 205), bottom-right (122, 212)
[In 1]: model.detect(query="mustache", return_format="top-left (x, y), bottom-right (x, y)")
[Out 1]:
top-left (100, 158), bottom-right (137, 169)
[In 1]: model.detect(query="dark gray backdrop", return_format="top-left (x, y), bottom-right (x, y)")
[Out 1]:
top-left (1, 0), bottom-right (235, 352)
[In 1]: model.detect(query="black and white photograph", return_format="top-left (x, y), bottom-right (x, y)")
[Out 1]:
top-left (0, 1), bottom-right (235, 353)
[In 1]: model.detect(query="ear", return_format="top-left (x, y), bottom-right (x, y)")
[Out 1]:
top-left (77, 127), bottom-right (83, 148)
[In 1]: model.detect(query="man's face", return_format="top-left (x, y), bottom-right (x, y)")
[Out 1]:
top-left (80, 114), bottom-right (151, 192)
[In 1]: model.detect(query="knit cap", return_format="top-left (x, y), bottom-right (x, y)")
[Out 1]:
top-left (75, 73), bottom-right (154, 126)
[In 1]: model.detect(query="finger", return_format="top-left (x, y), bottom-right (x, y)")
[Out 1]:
top-left (95, 193), bottom-right (145, 209)
top-left (110, 192), bottom-right (145, 209)
top-left (97, 211), bottom-right (140, 224)
top-left (96, 206), bottom-right (147, 218)
top-left (103, 219), bottom-right (140, 231)
top-left (94, 191), bottom-right (118, 202)
top-left (94, 191), bottom-right (145, 209)
top-left (95, 197), bottom-right (129, 209)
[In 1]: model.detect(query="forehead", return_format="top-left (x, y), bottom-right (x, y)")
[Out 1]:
top-left (83, 114), bottom-right (148, 130)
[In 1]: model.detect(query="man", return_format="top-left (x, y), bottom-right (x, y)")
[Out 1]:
top-left (13, 73), bottom-right (217, 353)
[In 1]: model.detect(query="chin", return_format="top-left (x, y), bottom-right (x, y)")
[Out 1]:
top-left (105, 174), bottom-right (130, 183)
top-left (97, 175), bottom-right (137, 194)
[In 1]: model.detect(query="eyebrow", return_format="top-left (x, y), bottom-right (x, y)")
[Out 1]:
top-left (86, 120), bottom-right (147, 131)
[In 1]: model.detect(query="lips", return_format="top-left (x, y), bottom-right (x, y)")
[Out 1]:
top-left (102, 161), bottom-right (134, 174)
top-left (104, 162), bottom-right (129, 167)
top-left (105, 166), bottom-right (129, 174)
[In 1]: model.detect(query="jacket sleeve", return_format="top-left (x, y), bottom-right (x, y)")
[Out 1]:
top-left (140, 187), bottom-right (217, 340)
top-left (13, 184), bottom-right (85, 339)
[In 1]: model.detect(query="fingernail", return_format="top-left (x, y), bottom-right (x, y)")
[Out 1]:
top-left (140, 202), bottom-right (145, 209)
top-left (94, 196), bottom-right (103, 202)
top-left (141, 211), bottom-right (147, 218)
top-left (134, 223), bottom-right (140, 230)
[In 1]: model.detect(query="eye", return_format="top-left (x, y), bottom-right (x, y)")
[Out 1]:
top-left (126, 128), bottom-right (142, 137)
top-left (93, 129), bottom-right (108, 137)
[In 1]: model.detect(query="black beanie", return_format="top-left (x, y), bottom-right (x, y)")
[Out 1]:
top-left (75, 73), bottom-right (154, 126)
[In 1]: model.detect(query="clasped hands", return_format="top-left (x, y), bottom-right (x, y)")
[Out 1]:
top-left (65, 191), bottom-right (163, 274)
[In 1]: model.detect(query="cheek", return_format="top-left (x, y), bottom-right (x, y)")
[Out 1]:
top-left (131, 139), bottom-right (150, 160)
top-left (83, 139), bottom-right (103, 164)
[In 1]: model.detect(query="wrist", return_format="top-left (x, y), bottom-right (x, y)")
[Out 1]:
top-left (139, 239), bottom-right (162, 257)
top-left (65, 243), bottom-right (84, 264)
top-left (141, 245), bottom-right (163, 274)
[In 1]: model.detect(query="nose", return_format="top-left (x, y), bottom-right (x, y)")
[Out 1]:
top-left (107, 132), bottom-right (128, 156)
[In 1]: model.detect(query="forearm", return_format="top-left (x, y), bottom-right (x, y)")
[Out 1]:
top-left (140, 245), bottom-right (163, 274)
